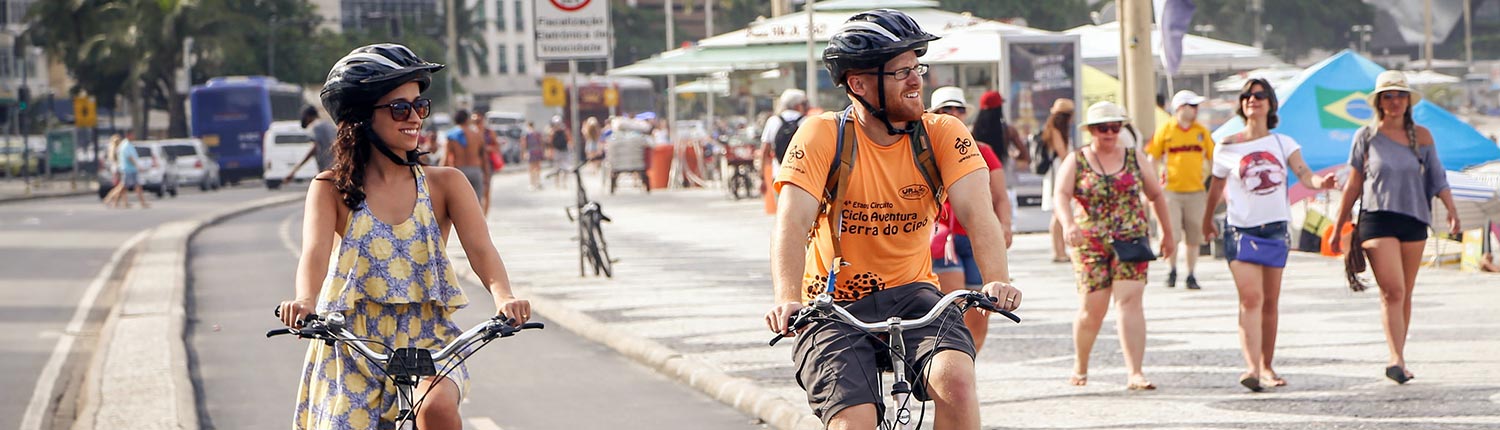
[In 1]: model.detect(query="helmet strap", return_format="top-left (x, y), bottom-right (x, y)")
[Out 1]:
top-left (363, 123), bottom-right (426, 166)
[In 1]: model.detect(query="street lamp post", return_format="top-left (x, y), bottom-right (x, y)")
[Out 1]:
top-left (1350, 24), bottom-right (1372, 55)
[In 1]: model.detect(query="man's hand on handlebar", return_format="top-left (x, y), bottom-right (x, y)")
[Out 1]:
top-left (764, 301), bottom-right (805, 336)
top-left (278, 298), bottom-right (316, 329)
top-left (981, 282), bottom-right (1022, 313)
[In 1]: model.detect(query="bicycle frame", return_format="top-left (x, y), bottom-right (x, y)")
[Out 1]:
top-left (552, 157), bottom-right (612, 277)
top-left (269, 311), bottom-right (543, 429)
top-left (772, 290), bottom-right (1020, 430)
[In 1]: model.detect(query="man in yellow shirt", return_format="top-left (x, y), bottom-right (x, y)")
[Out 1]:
top-left (762, 10), bottom-right (1021, 430)
top-left (1146, 90), bottom-right (1215, 290)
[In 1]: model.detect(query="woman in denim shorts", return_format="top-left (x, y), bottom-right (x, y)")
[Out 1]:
top-left (1203, 78), bottom-right (1333, 392)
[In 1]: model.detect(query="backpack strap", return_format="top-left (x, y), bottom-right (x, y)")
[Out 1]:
top-left (808, 107), bottom-right (860, 295)
top-left (909, 119), bottom-right (943, 211)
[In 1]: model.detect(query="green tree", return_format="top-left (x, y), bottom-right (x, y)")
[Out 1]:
top-left (26, 0), bottom-right (135, 113)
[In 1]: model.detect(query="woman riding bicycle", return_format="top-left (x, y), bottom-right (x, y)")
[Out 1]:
top-left (277, 43), bottom-right (531, 430)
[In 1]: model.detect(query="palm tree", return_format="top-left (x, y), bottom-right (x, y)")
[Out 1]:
top-left (449, 0), bottom-right (490, 77)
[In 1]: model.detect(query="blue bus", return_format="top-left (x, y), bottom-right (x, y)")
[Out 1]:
top-left (189, 76), bottom-right (303, 183)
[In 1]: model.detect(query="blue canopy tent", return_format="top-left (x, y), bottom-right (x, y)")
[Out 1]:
top-left (1214, 50), bottom-right (1500, 201)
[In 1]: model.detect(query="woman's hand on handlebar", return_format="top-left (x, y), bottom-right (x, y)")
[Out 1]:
top-left (764, 302), bottom-right (805, 336)
top-left (497, 297), bottom-right (532, 326)
top-left (278, 298), bottom-right (316, 328)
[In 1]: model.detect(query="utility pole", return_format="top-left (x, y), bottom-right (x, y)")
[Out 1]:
top-left (445, 0), bottom-right (457, 109)
top-left (1251, 0), bottom-right (1264, 49)
top-left (806, 0), bottom-right (817, 108)
top-left (1424, 0), bottom-right (1434, 70)
top-left (1120, 0), bottom-right (1156, 135)
top-left (1464, 0), bottom-right (1473, 69)
top-left (705, 0), bottom-right (713, 37)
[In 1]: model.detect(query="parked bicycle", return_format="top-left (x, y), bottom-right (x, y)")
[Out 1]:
top-left (268, 308), bottom-right (543, 430)
top-left (771, 290), bottom-right (1020, 430)
top-left (547, 155), bottom-right (614, 278)
top-left (722, 139), bottom-right (760, 200)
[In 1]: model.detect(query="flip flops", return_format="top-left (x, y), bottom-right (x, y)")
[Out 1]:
top-left (1240, 374), bottom-right (1264, 392)
top-left (1385, 365), bottom-right (1412, 384)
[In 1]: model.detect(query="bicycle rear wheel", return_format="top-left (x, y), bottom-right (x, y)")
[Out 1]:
top-left (585, 214), bottom-right (613, 278)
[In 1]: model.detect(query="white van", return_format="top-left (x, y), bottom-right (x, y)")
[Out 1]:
top-left (262, 120), bottom-right (315, 189)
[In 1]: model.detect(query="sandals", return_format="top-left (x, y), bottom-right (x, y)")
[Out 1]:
top-left (1385, 365), bottom-right (1413, 384)
top-left (1126, 380), bottom-right (1157, 391)
top-left (1239, 374), bottom-right (1264, 392)
top-left (1068, 374), bottom-right (1088, 386)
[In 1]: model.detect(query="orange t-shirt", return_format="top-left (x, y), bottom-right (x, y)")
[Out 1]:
top-left (775, 111), bottom-right (987, 302)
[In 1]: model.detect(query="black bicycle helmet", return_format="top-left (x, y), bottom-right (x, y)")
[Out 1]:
top-left (823, 9), bottom-right (938, 88)
top-left (320, 43), bottom-right (444, 125)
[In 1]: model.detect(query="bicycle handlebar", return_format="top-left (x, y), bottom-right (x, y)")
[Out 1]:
top-left (269, 307), bottom-right (544, 363)
top-left (769, 290), bottom-right (1020, 346)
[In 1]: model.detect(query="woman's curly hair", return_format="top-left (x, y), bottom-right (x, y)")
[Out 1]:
top-left (327, 122), bottom-right (373, 210)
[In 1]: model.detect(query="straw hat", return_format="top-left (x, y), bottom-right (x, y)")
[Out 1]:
top-left (1366, 70), bottom-right (1423, 107)
top-left (1050, 98), bottom-right (1075, 114)
top-left (1080, 101), bottom-right (1130, 128)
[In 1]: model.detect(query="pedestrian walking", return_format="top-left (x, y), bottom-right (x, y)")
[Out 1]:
top-left (1053, 101), bottom-right (1173, 390)
top-left (523, 122), bottom-right (545, 191)
top-left (928, 86), bottom-right (1012, 352)
top-left (277, 43), bottom-right (530, 430)
top-left (761, 89), bottom-right (810, 172)
top-left (1146, 90), bottom-right (1216, 290)
top-left (443, 110), bottom-right (491, 214)
top-left (285, 106), bottom-right (338, 184)
top-left (1204, 78), bottom-right (1334, 392)
top-left (971, 90), bottom-right (1029, 219)
top-left (116, 132), bottom-right (149, 209)
top-left (1041, 98), bottom-right (1076, 262)
top-left (102, 134), bottom-right (127, 208)
top-left (1330, 71), bottom-right (1460, 385)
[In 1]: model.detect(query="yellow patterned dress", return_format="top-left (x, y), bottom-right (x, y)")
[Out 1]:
top-left (293, 166), bottom-right (471, 429)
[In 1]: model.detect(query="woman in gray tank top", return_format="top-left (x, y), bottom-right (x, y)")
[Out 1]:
top-left (1331, 71), bottom-right (1460, 385)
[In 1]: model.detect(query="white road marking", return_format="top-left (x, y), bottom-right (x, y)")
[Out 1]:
top-left (467, 417), bottom-right (504, 430)
top-left (21, 229), bottom-right (150, 430)
top-left (279, 209), bottom-right (301, 258)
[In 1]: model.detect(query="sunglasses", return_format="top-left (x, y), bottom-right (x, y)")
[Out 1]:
top-left (1239, 91), bottom-right (1270, 101)
top-left (1090, 122), bottom-right (1123, 134)
top-left (939, 106), bottom-right (967, 115)
top-left (1379, 92), bottom-right (1410, 100)
top-left (372, 97), bottom-right (432, 121)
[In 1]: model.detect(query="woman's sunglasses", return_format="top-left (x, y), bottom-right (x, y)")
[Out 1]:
top-left (939, 106), bottom-right (967, 115)
top-left (1379, 91), bottom-right (1410, 101)
top-left (1239, 91), bottom-right (1270, 101)
top-left (373, 97), bottom-right (432, 121)
top-left (1089, 122), bottom-right (1122, 134)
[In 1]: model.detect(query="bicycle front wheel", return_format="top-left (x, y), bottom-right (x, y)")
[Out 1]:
top-left (585, 214), bottom-right (613, 278)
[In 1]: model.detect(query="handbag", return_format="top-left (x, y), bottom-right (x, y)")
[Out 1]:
top-left (1030, 131), bottom-right (1053, 175)
top-left (1111, 236), bottom-right (1156, 262)
top-left (931, 208), bottom-right (958, 262)
top-left (1236, 231), bottom-right (1289, 268)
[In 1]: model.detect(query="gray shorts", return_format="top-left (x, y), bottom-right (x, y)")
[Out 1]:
top-left (122, 171), bottom-right (139, 188)
top-left (459, 166), bottom-right (485, 194)
top-left (792, 283), bottom-right (976, 426)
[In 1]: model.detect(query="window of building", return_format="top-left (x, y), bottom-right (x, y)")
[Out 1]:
top-left (496, 0), bottom-right (507, 31)
top-left (515, 0), bottom-right (524, 31)
top-left (498, 44), bottom-right (509, 75)
top-left (517, 45), bottom-right (526, 74)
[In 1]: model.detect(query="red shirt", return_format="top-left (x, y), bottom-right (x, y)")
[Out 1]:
top-left (939, 143), bottom-right (1002, 236)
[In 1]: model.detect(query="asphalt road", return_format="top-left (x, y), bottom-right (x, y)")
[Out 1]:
top-left (185, 201), bottom-right (765, 429)
top-left (0, 184), bottom-right (292, 430)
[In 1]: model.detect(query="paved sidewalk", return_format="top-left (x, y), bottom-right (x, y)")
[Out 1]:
top-left (0, 177), bottom-right (94, 202)
top-left (483, 170), bottom-right (1500, 430)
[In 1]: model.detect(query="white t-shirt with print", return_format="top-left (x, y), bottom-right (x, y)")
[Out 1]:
top-left (1211, 133), bottom-right (1302, 228)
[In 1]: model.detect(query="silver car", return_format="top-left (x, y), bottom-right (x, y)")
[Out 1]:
top-left (158, 138), bottom-right (221, 191)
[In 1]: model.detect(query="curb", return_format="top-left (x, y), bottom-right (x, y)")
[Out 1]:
top-left (452, 261), bottom-right (822, 430)
top-left (0, 189), bottom-right (94, 204)
top-left (71, 193), bottom-right (303, 430)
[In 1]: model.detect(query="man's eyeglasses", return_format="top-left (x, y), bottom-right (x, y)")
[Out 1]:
top-left (1089, 122), bottom-right (1123, 134)
top-left (857, 64), bottom-right (930, 81)
top-left (1239, 91), bottom-right (1270, 101)
top-left (1379, 91), bottom-right (1410, 101)
top-left (373, 97), bottom-right (432, 121)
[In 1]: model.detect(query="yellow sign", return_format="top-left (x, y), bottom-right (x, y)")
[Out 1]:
top-left (603, 87), bottom-right (619, 108)
top-left (74, 96), bottom-right (97, 128)
top-left (542, 77), bottom-right (566, 107)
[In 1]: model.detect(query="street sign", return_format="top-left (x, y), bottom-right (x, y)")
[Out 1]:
top-left (542, 77), bottom-right (566, 107)
top-left (533, 0), bottom-right (611, 60)
top-left (74, 96), bottom-right (97, 127)
top-left (603, 87), bottom-right (619, 108)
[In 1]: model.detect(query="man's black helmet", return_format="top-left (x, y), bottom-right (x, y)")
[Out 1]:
top-left (823, 9), bottom-right (938, 87)
top-left (320, 43), bottom-right (444, 125)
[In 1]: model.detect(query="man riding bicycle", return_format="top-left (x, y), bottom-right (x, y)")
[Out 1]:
top-left (763, 9), bottom-right (1022, 429)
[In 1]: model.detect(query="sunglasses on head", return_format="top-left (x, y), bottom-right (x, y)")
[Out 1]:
top-left (1090, 122), bottom-right (1122, 133)
top-left (1379, 91), bottom-right (1410, 100)
top-left (372, 97), bottom-right (432, 121)
top-left (1239, 91), bottom-right (1270, 101)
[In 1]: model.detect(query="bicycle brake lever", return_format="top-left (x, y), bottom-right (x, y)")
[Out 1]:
top-left (769, 313), bottom-right (814, 346)
top-left (973, 296), bottom-right (1021, 323)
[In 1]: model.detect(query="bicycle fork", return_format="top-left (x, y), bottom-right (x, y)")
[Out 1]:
top-left (394, 375), bottom-right (419, 430)
top-left (886, 319), bottom-right (916, 430)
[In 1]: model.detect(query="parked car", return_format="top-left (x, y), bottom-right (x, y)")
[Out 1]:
top-left (97, 140), bottom-right (180, 198)
top-left (262, 121), bottom-right (315, 190)
top-left (157, 138), bottom-right (221, 191)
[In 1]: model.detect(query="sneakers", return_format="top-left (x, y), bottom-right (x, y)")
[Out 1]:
top-left (1186, 275), bottom-right (1201, 290)
top-left (1165, 269), bottom-right (1177, 288)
